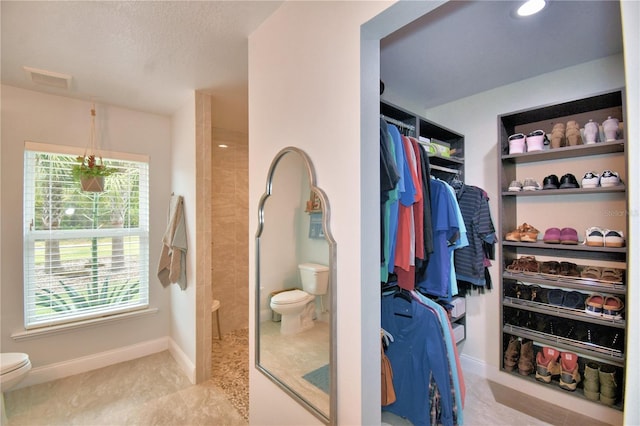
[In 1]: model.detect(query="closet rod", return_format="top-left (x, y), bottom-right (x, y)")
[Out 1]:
top-left (430, 164), bottom-right (460, 174)
top-left (380, 114), bottom-right (415, 132)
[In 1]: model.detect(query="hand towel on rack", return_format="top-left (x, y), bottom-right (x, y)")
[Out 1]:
top-left (157, 195), bottom-right (188, 289)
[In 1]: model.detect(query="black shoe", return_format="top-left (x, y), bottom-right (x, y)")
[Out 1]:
top-left (559, 173), bottom-right (580, 189)
top-left (542, 174), bottom-right (560, 189)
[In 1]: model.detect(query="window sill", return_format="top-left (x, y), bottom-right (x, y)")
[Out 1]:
top-left (11, 307), bottom-right (159, 341)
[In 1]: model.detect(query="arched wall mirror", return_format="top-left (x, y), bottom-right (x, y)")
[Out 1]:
top-left (255, 146), bottom-right (336, 424)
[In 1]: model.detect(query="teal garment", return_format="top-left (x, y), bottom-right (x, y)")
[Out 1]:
top-left (381, 124), bottom-right (400, 281)
top-left (381, 124), bottom-right (405, 281)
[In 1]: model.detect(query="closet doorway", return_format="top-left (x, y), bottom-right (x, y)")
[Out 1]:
top-left (377, 1), bottom-right (624, 424)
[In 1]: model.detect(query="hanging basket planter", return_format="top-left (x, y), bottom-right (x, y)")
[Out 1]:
top-left (72, 105), bottom-right (117, 192)
top-left (80, 176), bottom-right (105, 192)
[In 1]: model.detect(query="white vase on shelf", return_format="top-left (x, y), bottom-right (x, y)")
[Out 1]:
top-left (603, 116), bottom-right (619, 142)
top-left (584, 120), bottom-right (599, 144)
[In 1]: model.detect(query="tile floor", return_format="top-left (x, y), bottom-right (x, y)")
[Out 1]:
top-left (3, 330), bottom-right (613, 426)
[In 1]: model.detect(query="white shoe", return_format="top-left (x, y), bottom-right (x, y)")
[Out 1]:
top-left (522, 178), bottom-right (541, 191)
top-left (581, 172), bottom-right (600, 188)
top-left (600, 170), bottom-right (620, 187)
top-left (508, 180), bottom-right (523, 192)
top-left (585, 227), bottom-right (605, 247)
top-left (604, 230), bottom-right (625, 247)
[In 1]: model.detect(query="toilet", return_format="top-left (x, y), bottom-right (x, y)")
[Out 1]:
top-left (270, 263), bottom-right (329, 335)
top-left (1, 353), bottom-right (31, 420)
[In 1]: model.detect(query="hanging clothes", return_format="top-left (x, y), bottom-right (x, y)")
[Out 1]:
top-left (381, 291), bottom-right (456, 426)
top-left (380, 118), bottom-right (401, 281)
top-left (415, 177), bottom-right (463, 298)
top-left (381, 122), bottom-right (407, 282)
top-left (453, 184), bottom-right (496, 292)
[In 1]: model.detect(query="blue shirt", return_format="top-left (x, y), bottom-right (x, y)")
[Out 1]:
top-left (381, 293), bottom-right (454, 426)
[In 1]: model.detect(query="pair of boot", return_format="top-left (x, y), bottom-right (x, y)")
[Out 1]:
top-left (584, 362), bottom-right (618, 405)
top-left (535, 347), bottom-right (581, 391)
top-left (504, 336), bottom-right (534, 376)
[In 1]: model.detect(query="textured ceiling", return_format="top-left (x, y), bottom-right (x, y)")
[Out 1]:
top-left (1, 1), bottom-right (283, 115)
top-left (1, 1), bottom-right (624, 117)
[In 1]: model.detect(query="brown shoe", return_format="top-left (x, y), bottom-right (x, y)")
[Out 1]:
top-left (550, 123), bottom-right (566, 148)
top-left (504, 336), bottom-right (520, 372)
top-left (520, 223), bottom-right (540, 243)
top-left (520, 256), bottom-right (540, 273)
top-left (505, 228), bottom-right (521, 242)
top-left (518, 340), bottom-right (535, 376)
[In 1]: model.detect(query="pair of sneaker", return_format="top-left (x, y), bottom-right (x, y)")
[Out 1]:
top-left (535, 347), bottom-right (581, 392)
top-left (508, 178), bottom-right (541, 191)
top-left (585, 227), bottom-right (625, 247)
top-left (582, 170), bottom-right (621, 188)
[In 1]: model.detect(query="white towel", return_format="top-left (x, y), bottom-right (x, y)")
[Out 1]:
top-left (157, 195), bottom-right (187, 289)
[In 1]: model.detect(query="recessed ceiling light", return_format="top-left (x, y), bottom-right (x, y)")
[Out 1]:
top-left (218, 144), bottom-right (228, 148)
top-left (517, 0), bottom-right (546, 17)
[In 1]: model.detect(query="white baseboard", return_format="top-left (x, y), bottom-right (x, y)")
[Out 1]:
top-left (168, 338), bottom-right (196, 384)
top-left (15, 337), bottom-right (169, 390)
top-left (459, 353), bottom-right (489, 377)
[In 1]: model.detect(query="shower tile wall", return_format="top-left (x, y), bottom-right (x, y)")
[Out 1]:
top-left (212, 128), bottom-right (249, 334)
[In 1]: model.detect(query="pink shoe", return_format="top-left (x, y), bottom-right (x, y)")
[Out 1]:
top-left (560, 227), bottom-right (579, 245)
top-left (526, 130), bottom-right (545, 152)
top-left (543, 227), bottom-right (561, 244)
top-left (509, 133), bottom-right (526, 154)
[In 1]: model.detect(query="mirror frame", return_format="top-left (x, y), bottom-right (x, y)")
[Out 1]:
top-left (255, 146), bottom-right (337, 425)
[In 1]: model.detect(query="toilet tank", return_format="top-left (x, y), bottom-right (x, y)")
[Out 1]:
top-left (298, 263), bottom-right (329, 295)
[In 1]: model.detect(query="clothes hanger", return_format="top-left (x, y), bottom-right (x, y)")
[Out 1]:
top-left (393, 288), bottom-right (413, 318)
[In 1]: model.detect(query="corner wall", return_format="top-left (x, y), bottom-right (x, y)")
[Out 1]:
top-left (0, 85), bottom-right (172, 372)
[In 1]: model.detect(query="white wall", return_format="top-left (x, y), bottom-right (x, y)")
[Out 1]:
top-left (249, 1), bottom-right (639, 425)
top-left (619, 2), bottom-right (639, 424)
top-left (168, 95), bottom-right (198, 381)
top-left (0, 85), bottom-right (172, 370)
top-left (248, 2), bottom-right (395, 424)
top-left (424, 55), bottom-right (627, 424)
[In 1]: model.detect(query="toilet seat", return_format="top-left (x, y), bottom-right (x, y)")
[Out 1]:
top-left (271, 289), bottom-right (311, 305)
top-left (1, 353), bottom-right (29, 376)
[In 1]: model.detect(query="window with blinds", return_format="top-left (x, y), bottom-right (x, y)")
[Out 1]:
top-left (23, 142), bottom-right (149, 329)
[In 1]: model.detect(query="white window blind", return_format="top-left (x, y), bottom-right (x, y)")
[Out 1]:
top-left (23, 143), bottom-right (149, 329)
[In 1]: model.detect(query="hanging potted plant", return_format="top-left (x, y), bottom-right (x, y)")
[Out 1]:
top-left (72, 104), bottom-right (117, 192)
top-left (72, 154), bottom-right (117, 192)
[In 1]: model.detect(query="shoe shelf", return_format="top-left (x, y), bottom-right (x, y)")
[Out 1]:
top-left (502, 324), bottom-right (624, 367)
top-left (498, 88), bottom-right (628, 406)
top-left (503, 297), bottom-right (625, 329)
top-left (502, 185), bottom-right (626, 197)
top-left (501, 139), bottom-right (625, 164)
top-left (502, 271), bottom-right (626, 295)
top-left (502, 241), bottom-right (626, 263)
top-left (499, 349), bottom-right (625, 411)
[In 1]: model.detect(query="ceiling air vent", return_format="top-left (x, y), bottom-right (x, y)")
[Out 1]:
top-left (23, 66), bottom-right (72, 89)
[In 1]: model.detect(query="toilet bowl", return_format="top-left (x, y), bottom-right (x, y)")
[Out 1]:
top-left (270, 289), bottom-right (316, 334)
top-left (270, 263), bottom-right (329, 335)
top-left (1, 353), bottom-right (31, 422)
top-left (1, 353), bottom-right (31, 393)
